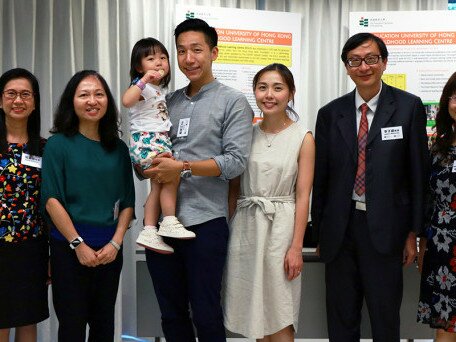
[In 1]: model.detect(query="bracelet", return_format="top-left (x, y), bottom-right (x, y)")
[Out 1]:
top-left (135, 79), bottom-right (146, 91)
top-left (109, 240), bottom-right (121, 251)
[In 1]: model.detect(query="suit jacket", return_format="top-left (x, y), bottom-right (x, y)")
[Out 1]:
top-left (311, 83), bottom-right (428, 263)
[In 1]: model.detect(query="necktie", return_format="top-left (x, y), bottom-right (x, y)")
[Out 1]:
top-left (354, 103), bottom-right (368, 196)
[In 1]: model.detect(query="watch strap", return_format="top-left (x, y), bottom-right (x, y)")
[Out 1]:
top-left (69, 236), bottom-right (84, 249)
top-left (180, 160), bottom-right (192, 179)
top-left (182, 160), bottom-right (191, 171)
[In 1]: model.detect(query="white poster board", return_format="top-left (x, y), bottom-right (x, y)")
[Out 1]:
top-left (175, 5), bottom-right (302, 119)
top-left (349, 10), bottom-right (456, 133)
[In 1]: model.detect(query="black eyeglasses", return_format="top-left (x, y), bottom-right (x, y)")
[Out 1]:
top-left (2, 90), bottom-right (34, 100)
top-left (346, 55), bottom-right (382, 68)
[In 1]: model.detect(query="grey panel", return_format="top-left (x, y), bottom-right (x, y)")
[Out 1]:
top-left (136, 258), bottom-right (433, 339)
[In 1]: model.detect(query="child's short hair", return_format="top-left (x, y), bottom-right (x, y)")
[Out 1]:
top-left (129, 38), bottom-right (171, 87)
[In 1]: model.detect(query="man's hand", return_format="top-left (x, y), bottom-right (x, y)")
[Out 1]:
top-left (135, 152), bottom-right (174, 182)
top-left (147, 155), bottom-right (181, 183)
top-left (403, 232), bottom-right (417, 267)
top-left (417, 237), bottom-right (427, 273)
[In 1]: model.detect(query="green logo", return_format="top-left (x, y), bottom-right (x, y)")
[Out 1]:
top-left (359, 17), bottom-right (368, 27)
top-left (186, 11), bottom-right (195, 19)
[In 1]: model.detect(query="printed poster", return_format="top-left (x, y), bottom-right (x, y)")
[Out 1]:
top-left (350, 11), bottom-right (456, 135)
top-left (175, 5), bottom-right (302, 119)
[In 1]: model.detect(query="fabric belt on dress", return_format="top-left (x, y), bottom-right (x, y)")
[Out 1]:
top-left (353, 200), bottom-right (367, 211)
top-left (237, 195), bottom-right (295, 221)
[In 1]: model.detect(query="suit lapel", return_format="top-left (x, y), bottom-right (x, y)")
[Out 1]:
top-left (336, 91), bottom-right (357, 163)
top-left (367, 83), bottom-right (395, 145)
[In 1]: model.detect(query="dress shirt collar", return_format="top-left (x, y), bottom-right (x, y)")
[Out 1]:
top-left (355, 82), bottom-right (382, 114)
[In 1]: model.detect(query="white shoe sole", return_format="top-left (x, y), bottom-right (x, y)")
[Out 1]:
top-left (136, 241), bottom-right (174, 254)
top-left (157, 230), bottom-right (196, 239)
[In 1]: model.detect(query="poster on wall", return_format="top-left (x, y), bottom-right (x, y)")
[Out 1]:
top-left (349, 10), bottom-right (456, 136)
top-left (175, 5), bottom-right (302, 120)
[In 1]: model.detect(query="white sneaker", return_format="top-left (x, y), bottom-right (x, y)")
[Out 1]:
top-left (157, 216), bottom-right (196, 239)
top-left (136, 226), bottom-right (174, 254)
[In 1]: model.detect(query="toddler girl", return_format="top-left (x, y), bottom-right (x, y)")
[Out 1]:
top-left (122, 38), bottom-right (195, 254)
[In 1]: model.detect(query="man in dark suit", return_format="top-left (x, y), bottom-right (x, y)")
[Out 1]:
top-left (311, 33), bottom-right (428, 341)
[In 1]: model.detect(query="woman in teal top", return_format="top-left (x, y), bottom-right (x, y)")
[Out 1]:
top-left (41, 70), bottom-right (135, 342)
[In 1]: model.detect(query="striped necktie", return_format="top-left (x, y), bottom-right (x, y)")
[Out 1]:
top-left (354, 103), bottom-right (369, 196)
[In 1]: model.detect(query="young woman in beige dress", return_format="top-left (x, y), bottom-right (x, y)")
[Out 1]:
top-left (224, 63), bottom-right (315, 341)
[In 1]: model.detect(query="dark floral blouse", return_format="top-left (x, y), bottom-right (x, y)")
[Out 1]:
top-left (0, 140), bottom-right (46, 243)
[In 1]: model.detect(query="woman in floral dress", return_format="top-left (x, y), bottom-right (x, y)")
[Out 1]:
top-left (0, 68), bottom-right (49, 341)
top-left (418, 71), bottom-right (456, 341)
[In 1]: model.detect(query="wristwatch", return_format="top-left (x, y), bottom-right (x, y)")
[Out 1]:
top-left (180, 160), bottom-right (192, 179)
top-left (69, 236), bottom-right (84, 249)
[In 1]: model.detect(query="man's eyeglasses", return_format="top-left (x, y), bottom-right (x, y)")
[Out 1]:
top-left (346, 55), bottom-right (382, 68)
top-left (2, 90), bottom-right (34, 100)
top-left (449, 95), bottom-right (456, 103)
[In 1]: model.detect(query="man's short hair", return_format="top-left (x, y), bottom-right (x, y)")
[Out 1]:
top-left (341, 32), bottom-right (388, 64)
top-left (174, 18), bottom-right (218, 49)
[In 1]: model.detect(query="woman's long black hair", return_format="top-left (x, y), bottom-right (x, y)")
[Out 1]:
top-left (432, 72), bottom-right (456, 160)
top-left (51, 70), bottom-right (120, 151)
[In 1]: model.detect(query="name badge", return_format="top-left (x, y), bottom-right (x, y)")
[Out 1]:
top-left (381, 126), bottom-right (403, 141)
top-left (452, 161), bottom-right (456, 173)
top-left (113, 200), bottom-right (120, 220)
top-left (177, 118), bottom-right (190, 138)
top-left (21, 153), bottom-right (42, 168)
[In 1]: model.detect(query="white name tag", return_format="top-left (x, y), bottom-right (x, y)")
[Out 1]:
top-left (113, 200), bottom-right (120, 220)
top-left (177, 118), bottom-right (190, 137)
top-left (452, 161), bottom-right (456, 173)
top-left (21, 153), bottom-right (42, 168)
top-left (381, 126), bottom-right (403, 141)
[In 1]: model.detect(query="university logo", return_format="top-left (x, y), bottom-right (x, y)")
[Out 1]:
top-left (359, 17), bottom-right (368, 27)
top-left (186, 11), bottom-right (195, 19)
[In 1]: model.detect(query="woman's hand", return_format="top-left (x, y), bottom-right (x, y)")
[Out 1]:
top-left (284, 246), bottom-right (303, 281)
top-left (75, 243), bottom-right (99, 267)
top-left (95, 243), bottom-right (119, 265)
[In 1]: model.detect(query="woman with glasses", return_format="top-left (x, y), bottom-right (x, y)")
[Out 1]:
top-left (418, 71), bottom-right (456, 340)
top-left (0, 68), bottom-right (49, 342)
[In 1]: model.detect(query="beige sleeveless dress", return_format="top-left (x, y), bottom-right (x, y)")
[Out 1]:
top-left (223, 122), bottom-right (311, 338)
